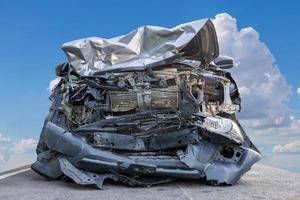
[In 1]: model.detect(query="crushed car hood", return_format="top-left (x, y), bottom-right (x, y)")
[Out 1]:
top-left (62, 19), bottom-right (219, 75)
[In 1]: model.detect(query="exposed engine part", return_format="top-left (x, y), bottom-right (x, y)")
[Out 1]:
top-left (109, 85), bottom-right (179, 112)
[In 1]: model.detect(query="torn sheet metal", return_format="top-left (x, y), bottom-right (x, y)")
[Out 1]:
top-left (58, 158), bottom-right (118, 189)
top-left (32, 18), bottom-right (261, 189)
top-left (62, 19), bottom-right (218, 75)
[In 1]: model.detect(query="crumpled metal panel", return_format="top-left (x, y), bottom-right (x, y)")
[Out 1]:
top-left (62, 19), bottom-right (219, 75)
top-left (58, 158), bottom-right (118, 189)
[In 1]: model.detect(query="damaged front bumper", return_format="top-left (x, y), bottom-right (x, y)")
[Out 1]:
top-left (32, 121), bottom-right (260, 189)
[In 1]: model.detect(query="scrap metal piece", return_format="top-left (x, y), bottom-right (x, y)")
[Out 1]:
top-left (177, 141), bottom-right (217, 173)
top-left (58, 158), bottom-right (118, 189)
top-left (204, 147), bottom-right (261, 185)
top-left (31, 155), bottom-right (63, 180)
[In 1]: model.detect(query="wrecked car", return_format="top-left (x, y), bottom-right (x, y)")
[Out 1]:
top-left (32, 18), bottom-right (261, 189)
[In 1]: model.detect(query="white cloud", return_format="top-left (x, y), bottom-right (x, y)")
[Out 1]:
top-left (243, 116), bottom-right (300, 137)
top-left (0, 133), bottom-right (11, 143)
top-left (0, 133), bottom-right (37, 172)
top-left (239, 86), bottom-right (250, 96)
top-left (0, 133), bottom-right (12, 163)
top-left (213, 13), bottom-right (300, 172)
top-left (14, 138), bottom-right (37, 154)
top-left (213, 13), bottom-right (293, 131)
top-left (48, 77), bottom-right (61, 93)
top-left (297, 87), bottom-right (300, 97)
top-left (273, 140), bottom-right (300, 153)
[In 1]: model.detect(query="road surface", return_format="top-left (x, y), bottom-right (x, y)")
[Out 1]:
top-left (0, 164), bottom-right (299, 200)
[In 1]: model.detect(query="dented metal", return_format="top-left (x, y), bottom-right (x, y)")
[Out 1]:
top-left (32, 18), bottom-right (261, 189)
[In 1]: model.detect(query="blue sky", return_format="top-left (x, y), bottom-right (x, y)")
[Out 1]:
top-left (0, 0), bottom-right (299, 172)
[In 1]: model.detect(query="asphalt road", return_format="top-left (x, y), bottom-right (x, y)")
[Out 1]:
top-left (0, 164), bottom-right (299, 200)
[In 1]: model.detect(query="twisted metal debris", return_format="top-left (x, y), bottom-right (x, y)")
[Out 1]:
top-left (32, 18), bottom-right (261, 189)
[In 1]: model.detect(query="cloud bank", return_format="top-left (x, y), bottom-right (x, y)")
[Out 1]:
top-left (212, 13), bottom-right (300, 171)
top-left (213, 13), bottom-right (293, 131)
top-left (273, 140), bottom-right (300, 153)
top-left (0, 134), bottom-right (11, 163)
top-left (0, 133), bottom-right (37, 172)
